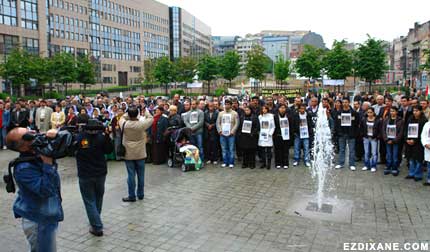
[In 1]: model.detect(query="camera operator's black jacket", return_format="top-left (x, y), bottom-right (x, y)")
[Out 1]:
top-left (75, 132), bottom-right (113, 178)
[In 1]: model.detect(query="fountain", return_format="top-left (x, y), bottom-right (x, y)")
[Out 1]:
top-left (310, 102), bottom-right (334, 209)
top-left (286, 101), bottom-right (353, 223)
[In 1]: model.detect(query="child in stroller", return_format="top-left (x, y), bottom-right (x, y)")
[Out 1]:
top-left (167, 127), bottom-right (202, 172)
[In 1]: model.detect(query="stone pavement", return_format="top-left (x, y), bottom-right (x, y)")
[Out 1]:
top-left (1, 149), bottom-right (430, 252)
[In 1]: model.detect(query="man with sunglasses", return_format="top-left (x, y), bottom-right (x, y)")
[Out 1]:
top-left (6, 127), bottom-right (63, 252)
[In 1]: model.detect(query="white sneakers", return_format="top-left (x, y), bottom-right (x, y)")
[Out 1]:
top-left (293, 161), bottom-right (298, 166)
top-left (350, 166), bottom-right (356, 171)
top-left (2, 146), bottom-right (6, 150)
top-left (370, 168), bottom-right (376, 172)
top-left (206, 160), bottom-right (212, 164)
top-left (305, 162), bottom-right (311, 167)
top-left (221, 164), bottom-right (227, 168)
top-left (362, 166), bottom-right (368, 171)
top-left (213, 161), bottom-right (218, 165)
top-left (229, 164), bottom-right (234, 169)
top-left (335, 165), bottom-right (343, 169)
top-left (283, 166), bottom-right (288, 169)
top-left (276, 166), bottom-right (281, 169)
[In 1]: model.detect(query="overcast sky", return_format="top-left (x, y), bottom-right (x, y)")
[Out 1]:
top-left (159, 0), bottom-right (430, 48)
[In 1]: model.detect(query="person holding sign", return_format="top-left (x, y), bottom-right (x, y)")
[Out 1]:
top-left (258, 105), bottom-right (275, 169)
top-left (292, 104), bottom-right (312, 167)
top-left (184, 100), bottom-right (205, 163)
top-left (381, 106), bottom-right (404, 176)
top-left (238, 107), bottom-right (260, 169)
top-left (274, 104), bottom-right (293, 169)
top-left (216, 99), bottom-right (239, 168)
top-left (359, 107), bottom-right (381, 172)
top-left (404, 106), bottom-right (426, 181)
top-left (334, 98), bottom-right (359, 171)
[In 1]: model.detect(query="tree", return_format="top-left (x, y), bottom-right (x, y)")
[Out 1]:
top-left (295, 45), bottom-right (325, 88)
top-left (220, 50), bottom-right (240, 87)
top-left (50, 52), bottom-right (77, 95)
top-left (421, 49), bottom-right (430, 71)
top-left (143, 59), bottom-right (157, 93)
top-left (0, 48), bottom-right (33, 96)
top-left (323, 40), bottom-right (353, 81)
top-left (197, 55), bottom-right (219, 94)
top-left (175, 56), bottom-right (197, 83)
top-left (355, 36), bottom-right (388, 92)
top-left (245, 45), bottom-right (269, 90)
top-left (154, 56), bottom-right (175, 95)
top-left (76, 55), bottom-right (96, 92)
top-left (274, 55), bottom-right (291, 87)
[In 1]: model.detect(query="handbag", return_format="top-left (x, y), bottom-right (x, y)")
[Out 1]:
top-left (116, 121), bottom-right (127, 157)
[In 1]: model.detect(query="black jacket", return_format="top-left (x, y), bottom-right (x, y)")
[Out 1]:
top-left (11, 109), bottom-right (29, 128)
top-left (404, 116), bottom-right (426, 161)
top-left (381, 116), bottom-right (404, 144)
top-left (168, 114), bottom-right (182, 128)
top-left (359, 117), bottom-right (381, 139)
top-left (274, 112), bottom-right (293, 141)
top-left (204, 110), bottom-right (219, 140)
top-left (333, 108), bottom-right (359, 138)
top-left (237, 114), bottom-right (259, 150)
top-left (292, 112), bottom-right (312, 138)
top-left (75, 132), bottom-right (113, 178)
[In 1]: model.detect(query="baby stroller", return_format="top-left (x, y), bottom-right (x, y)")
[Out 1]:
top-left (167, 127), bottom-right (202, 172)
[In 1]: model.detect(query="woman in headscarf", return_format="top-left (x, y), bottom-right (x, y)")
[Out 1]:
top-left (150, 107), bottom-right (169, 165)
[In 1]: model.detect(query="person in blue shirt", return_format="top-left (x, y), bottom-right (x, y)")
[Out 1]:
top-left (6, 127), bottom-right (63, 252)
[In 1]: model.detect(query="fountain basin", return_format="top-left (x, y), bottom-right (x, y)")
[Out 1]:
top-left (286, 192), bottom-right (353, 224)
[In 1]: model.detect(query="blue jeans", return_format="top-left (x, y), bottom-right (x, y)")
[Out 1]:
top-left (386, 143), bottom-right (399, 170)
top-left (190, 133), bottom-right (204, 161)
top-left (1, 126), bottom-right (7, 148)
top-left (426, 163), bottom-right (430, 183)
top-left (409, 160), bottom-right (422, 179)
top-left (22, 218), bottom-right (58, 252)
top-left (363, 138), bottom-right (378, 168)
top-left (220, 135), bottom-right (235, 165)
top-left (293, 137), bottom-right (309, 163)
top-left (78, 176), bottom-right (106, 231)
top-left (125, 160), bottom-right (145, 199)
top-left (338, 136), bottom-right (356, 166)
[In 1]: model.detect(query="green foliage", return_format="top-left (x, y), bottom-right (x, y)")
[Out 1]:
top-left (76, 56), bottom-right (96, 90)
top-left (295, 45), bottom-right (325, 80)
top-left (197, 55), bottom-right (219, 94)
top-left (421, 49), bottom-right (430, 71)
top-left (154, 56), bottom-right (175, 84)
top-left (323, 40), bottom-right (353, 80)
top-left (215, 87), bottom-right (227, 97)
top-left (220, 50), bottom-right (240, 85)
top-left (170, 89), bottom-right (185, 96)
top-left (0, 48), bottom-right (33, 88)
top-left (175, 57), bottom-right (197, 83)
top-left (355, 36), bottom-right (388, 90)
top-left (245, 45), bottom-right (269, 81)
top-left (44, 91), bottom-right (63, 99)
top-left (50, 52), bottom-right (78, 95)
top-left (143, 59), bottom-right (156, 84)
top-left (274, 55), bottom-right (291, 83)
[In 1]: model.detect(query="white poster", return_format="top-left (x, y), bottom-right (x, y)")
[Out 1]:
top-left (261, 120), bottom-right (269, 130)
top-left (260, 131), bottom-right (269, 141)
top-left (190, 112), bottom-right (198, 124)
top-left (366, 122), bottom-right (374, 137)
top-left (221, 114), bottom-right (232, 136)
top-left (387, 125), bottom-right (396, 139)
top-left (242, 120), bottom-right (252, 134)
top-left (341, 113), bottom-right (352, 126)
top-left (407, 123), bottom-right (419, 138)
top-left (300, 126), bottom-right (309, 139)
top-left (280, 118), bottom-right (289, 140)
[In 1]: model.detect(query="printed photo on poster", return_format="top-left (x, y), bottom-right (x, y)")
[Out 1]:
top-left (280, 118), bottom-right (289, 128)
top-left (407, 123), bottom-right (419, 138)
top-left (261, 120), bottom-right (269, 129)
top-left (387, 125), bottom-right (396, 139)
top-left (300, 119), bottom-right (307, 127)
top-left (367, 122), bottom-right (374, 137)
top-left (190, 112), bottom-right (198, 124)
top-left (242, 120), bottom-right (252, 134)
top-left (222, 114), bottom-right (231, 124)
top-left (282, 127), bottom-right (290, 140)
top-left (300, 126), bottom-right (309, 139)
top-left (341, 113), bottom-right (352, 126)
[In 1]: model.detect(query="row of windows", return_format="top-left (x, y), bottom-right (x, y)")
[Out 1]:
top-left (142, 12), bottom-right (168, 25)
top-left (0, 0), bottom-right (17, 26)
top-left (49, 0), bottom-right (88, 15)
top-left (103, 77), bottom-right (140, 85)
top-left (143, 32), bottom-right (168, 42)
top-left (22, 37), bottom-right (38, 54)
top-left (142, 21), bottom-right (168, 34)
top-left (143, 41), bottom-right (168, 51)
top-left (50, 29), bottom-right (88, 42)
top-left (144, 51), bottom-right (167, 59)
top-left (102, 64), bottom-right (115, 71)
top-left (91, 9), bottom-right (140, 28)
top-left (97, 0), bottom-right (140, 20)
top-left (98, 50), bottom-right (141, 61)
top-left (0, 34), bottom-right (19, 62)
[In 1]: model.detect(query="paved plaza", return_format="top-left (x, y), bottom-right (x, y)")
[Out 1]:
top-left (1, 150), bottom-right (430, 252)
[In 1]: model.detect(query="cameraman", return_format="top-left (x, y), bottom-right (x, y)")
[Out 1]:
top-left (75, 119), bottom-right (113, 236)
top-left (6, 127), bottom-right (63, 252)
top-left (119, 106), bottom-right (153, 202)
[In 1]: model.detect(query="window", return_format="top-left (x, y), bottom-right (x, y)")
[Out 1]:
top-left (0, 34), bottom-right (19, 62)
top-left (22, 37), bottom-right (39, 54)
top-left (0, 0), bottom-right (18, 26)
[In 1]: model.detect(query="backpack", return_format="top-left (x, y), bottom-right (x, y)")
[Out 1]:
top-left (3, 156), bottom-right (38, 193)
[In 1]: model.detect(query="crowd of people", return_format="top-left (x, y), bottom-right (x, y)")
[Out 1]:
top-left (4, 88), bottom-right (430, 251)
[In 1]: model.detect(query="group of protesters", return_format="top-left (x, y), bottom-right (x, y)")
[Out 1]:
top-left (2, 88), bottom-right (430, 183)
